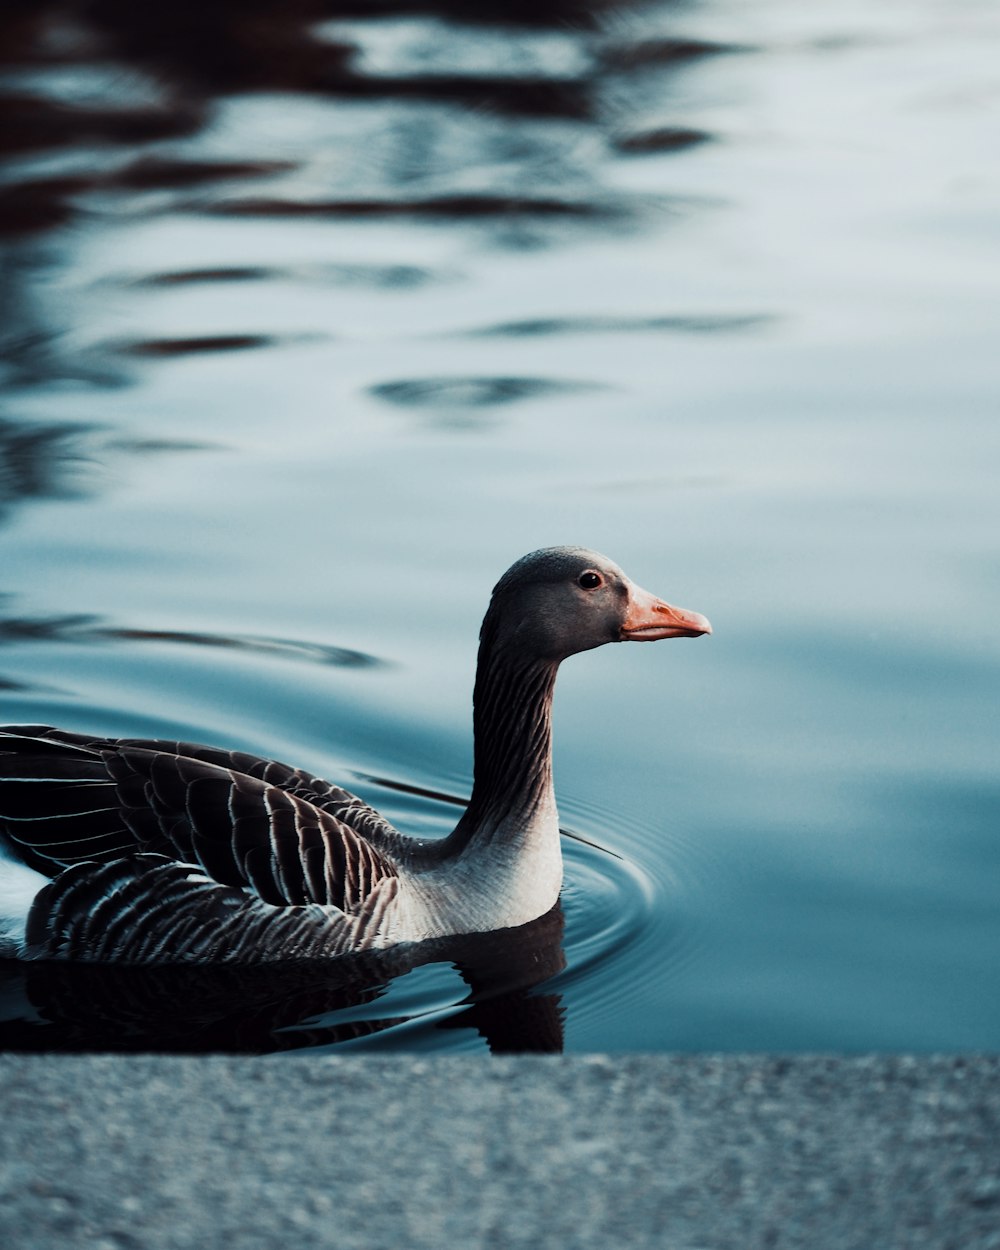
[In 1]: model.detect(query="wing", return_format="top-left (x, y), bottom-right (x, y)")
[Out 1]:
top-left (1, 725), bottom-right (401, 845)
top-left (0, 725), bottom-right (398, 912)
top-left (24, 854), bottom-right (401, 963)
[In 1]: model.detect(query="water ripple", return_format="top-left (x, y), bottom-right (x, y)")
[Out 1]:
top-left (114, 333), bottom-right (314, 358)
top-left (131, 262), bottom-right (452, 289)
top-left (461, 313), bottom-right (776, 338)
top-left (614, 126), bottom-right (713, 154)
top-left (0, 609), bottom-right (388, 670)
top-left (371, 375), bottom-right (602, 409)
top-left (600, 37), bottom-right (750, 70)
top-left (204, 192), bottom-right (613, 219)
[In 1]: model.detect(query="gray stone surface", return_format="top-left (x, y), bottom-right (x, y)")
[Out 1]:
top-left (1, 1055), bottom-right (999, 1249)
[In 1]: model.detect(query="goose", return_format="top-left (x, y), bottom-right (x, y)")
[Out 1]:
top-left (0, 547), bottom-right (710, 963)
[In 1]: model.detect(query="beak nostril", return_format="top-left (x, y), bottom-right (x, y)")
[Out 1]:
top-left (622, 590), bottom-right (712, 640)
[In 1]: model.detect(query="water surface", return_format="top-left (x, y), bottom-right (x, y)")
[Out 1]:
top-left (1, 0), bottom-right (998, 1053)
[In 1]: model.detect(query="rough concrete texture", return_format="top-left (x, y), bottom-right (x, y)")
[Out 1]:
top-left (1, 1055), bottom-right (999, 1249)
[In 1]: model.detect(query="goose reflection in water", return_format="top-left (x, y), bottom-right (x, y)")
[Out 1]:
top-left (0, 904), bottom-right (566, 1055)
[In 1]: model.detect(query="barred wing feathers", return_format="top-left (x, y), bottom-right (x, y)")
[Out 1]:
top-left (0, 726), bottom-right (399, 914)
top-left (24, 856), bottom-right (401, 963)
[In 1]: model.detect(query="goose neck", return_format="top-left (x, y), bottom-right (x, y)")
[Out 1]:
top-left (454, 639), bottom-right (559, 849)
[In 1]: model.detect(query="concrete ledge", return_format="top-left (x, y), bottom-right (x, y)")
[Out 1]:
top-left (2, 1055), bottom-right (999, 1248)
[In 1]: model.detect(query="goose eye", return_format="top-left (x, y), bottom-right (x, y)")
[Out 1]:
top-left (578, 571), bottom-right (602, 590)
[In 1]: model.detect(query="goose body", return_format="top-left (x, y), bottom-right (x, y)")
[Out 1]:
top-left (0, 548), bottom-right (710, 963)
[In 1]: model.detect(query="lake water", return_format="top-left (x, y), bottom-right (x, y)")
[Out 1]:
top-left (1, 0), bottom-right (998, 1053)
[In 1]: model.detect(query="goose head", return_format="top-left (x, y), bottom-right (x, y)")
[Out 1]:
top-left (482, 546), bottom-right (711, 663)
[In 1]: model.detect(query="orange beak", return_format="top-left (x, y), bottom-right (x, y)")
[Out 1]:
top-left (621, 583), bottom-right (712, 641)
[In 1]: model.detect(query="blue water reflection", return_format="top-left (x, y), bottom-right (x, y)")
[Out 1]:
top-left (1, 0), bottom-right (998, 1052)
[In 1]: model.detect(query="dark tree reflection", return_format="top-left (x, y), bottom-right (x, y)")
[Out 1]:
top-left (0, 417), bottom-right (92, 512)
top-left (0, 0), bottom-right (727, 527)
